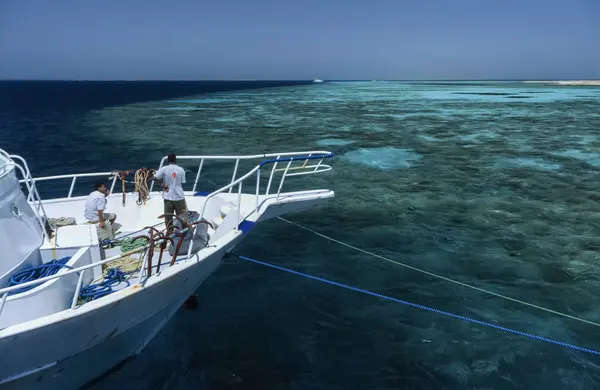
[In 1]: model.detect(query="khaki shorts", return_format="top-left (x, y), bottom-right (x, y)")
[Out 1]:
top-left (164, 199), bottom-right (187, 216)
top-left (102, 212), bottom-right (117, 223)
top-left (89, 213), bottom-right (117, 241)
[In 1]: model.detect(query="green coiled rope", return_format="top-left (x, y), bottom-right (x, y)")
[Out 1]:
top-left (117, 237), bottom-right (148, 253)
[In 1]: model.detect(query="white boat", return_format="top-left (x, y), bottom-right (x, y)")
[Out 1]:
top-left (313, 79), bottom-right (324, 83)
top-left (0, 149), bottom-right (335, 389)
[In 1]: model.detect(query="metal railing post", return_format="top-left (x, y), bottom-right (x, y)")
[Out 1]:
top-left (12, 164), bottom-right (49, 241)
top-left (276, 160), bottom-right (294, 199)
top-left (138, 253), bottom-right (148, 284)
top-left (313, 158), bottom-right (323, 172)
top-left (265, 155), bottom-right (280, 195)
top-left (236, 182), bottom-right (242, 229)
top-left (192, 159), bottom-right (205, 193)
top-left (228, 159), bottom-right (240, 194)
top-left (186, 224), bottom-right (200, 259)
top-left (109, 174), bottom-right (118, 194)
top-left (302, 153), bottom-right (312, 168)
top-left (255, 169), bottom-right (260, 213)
top-left (71, 270), bottom-right (85, 309)
top-left (0, 292), bottom-right (8, 318)
top-left (67, 176), bottom-right (77, 198)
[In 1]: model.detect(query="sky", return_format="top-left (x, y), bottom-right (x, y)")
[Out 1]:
top-left (0, 0), bottom-right (599, 80)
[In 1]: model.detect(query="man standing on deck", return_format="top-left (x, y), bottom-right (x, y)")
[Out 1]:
top-left (151, 153), bottom-right (188, 233)
top-left (84, 182), bottom-right (117, 240)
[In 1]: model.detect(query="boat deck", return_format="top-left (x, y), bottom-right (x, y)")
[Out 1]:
top-left (0, 150), bottom-right (335, 330)
top-left (39, 190), bottom-right (333, 248)
top-left (41, 192), bottom-right (221, 233)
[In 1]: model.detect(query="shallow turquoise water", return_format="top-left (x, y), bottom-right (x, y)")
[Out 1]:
top-left (5, 81), bottom-right (600, 389)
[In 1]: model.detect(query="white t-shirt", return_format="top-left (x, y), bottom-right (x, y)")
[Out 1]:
top-left (154, 164), bottom-right (186, 201)
top-left (84, 190), bottom-right (107, 222)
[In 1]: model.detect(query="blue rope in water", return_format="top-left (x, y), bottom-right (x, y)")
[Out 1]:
top-left (79, 268), bottom-right (130, 302)
top-left (7, 257), bottom-right (72, 296)
top-left (234, 254), bottom-right (600, 357)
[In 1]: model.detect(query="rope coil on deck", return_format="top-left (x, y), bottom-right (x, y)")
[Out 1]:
top-left (79, 268), bottom-right (130, 303)
top-left (116, 237), bottom-right (149, 253)
top-left (232, 253), bottom-right (600, 357)
top-left (7, 257), bottom-right (72, 296)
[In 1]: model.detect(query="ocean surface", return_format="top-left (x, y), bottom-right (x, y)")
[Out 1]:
top-left (2, 80), bottom-right (600, 389)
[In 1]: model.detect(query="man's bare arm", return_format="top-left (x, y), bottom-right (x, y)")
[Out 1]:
top-left (149, 172), bottom-right (169, 191)
top-left (152, 178), bottom-right (169, 191)
top-left (97, 210), bottom-right (105, 228)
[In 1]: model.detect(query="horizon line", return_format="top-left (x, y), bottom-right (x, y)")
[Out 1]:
top-left (1, 78), bottom-right (599, 82)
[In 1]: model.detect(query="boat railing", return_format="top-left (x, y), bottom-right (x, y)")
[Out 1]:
top-left (0, 150), bottom-right (51, 242)
top-left (0, 221), bottom-right (203, 321)
top-left (151, 150), bottom-right (334, 194)
top-left (186, 151), bottom-right (334, 259)
top-left (196, 152), bottom-right (333, 220)
top-left (16, 150), bottom-right (334, 203)
top-left (0, 245), bottom-right (150, 320)
top-left (0, 151), bottom-right (335, 323)
top-left (19, 171), bottom-right (120, 202)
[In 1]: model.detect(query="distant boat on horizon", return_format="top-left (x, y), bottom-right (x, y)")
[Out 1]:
top-left (313, 79), bottom-right (324, 83)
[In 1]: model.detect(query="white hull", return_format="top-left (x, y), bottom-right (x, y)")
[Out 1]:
top-left (0, 238), bottom-right (236, 389)
top-left (2, 298), bottom-right (180, 389)
top-left (0, 149), bottom-right (335, 389)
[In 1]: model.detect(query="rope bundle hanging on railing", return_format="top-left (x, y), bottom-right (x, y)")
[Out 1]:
top-left (110, 168), bottom-right (155, 207)
top-left (134, 168), bottom-right (154, 206)
top-left (111, 170), bottom-right (131, 206)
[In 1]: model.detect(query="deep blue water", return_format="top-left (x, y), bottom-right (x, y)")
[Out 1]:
top-left (0, 80), bottom-right (310, 175)
top-left (2, 80), bottom-right (600, 390)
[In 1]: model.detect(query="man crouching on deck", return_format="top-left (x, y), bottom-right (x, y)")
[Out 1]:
top-left (85, 182), bottom-right (117, 240)
top-left (150, 153), bottom-right (188, 233)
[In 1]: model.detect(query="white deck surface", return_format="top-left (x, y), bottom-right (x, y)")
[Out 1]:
top-left (40, 190), bottom-right (333, 235)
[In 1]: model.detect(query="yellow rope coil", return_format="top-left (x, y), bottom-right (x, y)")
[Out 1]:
top-left (134, 169), bottom-right (150, 206)
top-left (101, 254), bottom-right (142, 276)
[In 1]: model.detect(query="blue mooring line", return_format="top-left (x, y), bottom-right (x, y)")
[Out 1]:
top-left (234, 254), bottom-right (600, 357)
top-left (7, 257), bottom-right (72, 296)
